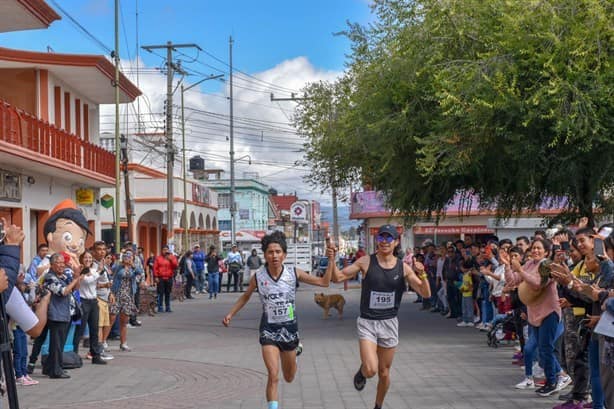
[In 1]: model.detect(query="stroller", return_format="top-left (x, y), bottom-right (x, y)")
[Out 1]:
top-left (487, 312), bottom-right (516, 348)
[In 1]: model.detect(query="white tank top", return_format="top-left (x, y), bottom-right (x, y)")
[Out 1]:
top-left (256, 265), bottom-right (297, 325)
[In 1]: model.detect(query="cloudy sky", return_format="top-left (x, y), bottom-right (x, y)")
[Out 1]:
top-left (1, 0), bottom-right (374, 206)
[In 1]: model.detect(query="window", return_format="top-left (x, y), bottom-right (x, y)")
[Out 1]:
top-left (218, 193), bottom-right (231, 209)
top-left (218, 220), bottom-right (231, 231)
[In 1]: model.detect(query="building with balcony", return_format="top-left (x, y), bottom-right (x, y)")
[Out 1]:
top-left (100, 163), bottom-right (220, 258)
top-left (0, 1), bottom-right (141, 261)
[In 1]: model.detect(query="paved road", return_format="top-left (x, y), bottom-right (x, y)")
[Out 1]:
top-left (15, 284), bottom-right (562, 409)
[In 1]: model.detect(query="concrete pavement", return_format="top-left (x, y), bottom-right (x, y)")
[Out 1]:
top-left (14, 284), bottom-right (562, 408)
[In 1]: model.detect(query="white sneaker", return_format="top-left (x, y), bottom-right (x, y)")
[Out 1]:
top-left (456, 322), bottom-right (467, 327)
top-left (102, 341), bottom-right (109, 350)
top-left (515, 377), bottom-right (535, 389)
top-left (101, 352), bottom-right (114, 360)
top-left (556, 374), bottom-right (572, 391)
top-left (473, 316), bottom-right (481, 323)
top-left (120, 343), bottom-right (131, 352)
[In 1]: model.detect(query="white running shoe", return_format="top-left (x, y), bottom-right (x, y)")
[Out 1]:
top-left (556, 374), bottom-right (572, 391)
top-left (515, 377), bottom-right (535, 389)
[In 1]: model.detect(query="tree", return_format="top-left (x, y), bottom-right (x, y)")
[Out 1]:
top-left (297, 0), bottom-right (614, 225)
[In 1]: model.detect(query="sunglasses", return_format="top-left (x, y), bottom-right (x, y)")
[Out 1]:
top-left (376, 234), bottom-right (395, 243)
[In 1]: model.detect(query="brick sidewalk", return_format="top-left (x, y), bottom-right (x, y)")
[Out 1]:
top-left (14, 285), bottom-right (560, 408)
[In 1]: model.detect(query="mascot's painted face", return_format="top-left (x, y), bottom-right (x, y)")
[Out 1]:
top-left (46, 218), bottom-right (86, 256)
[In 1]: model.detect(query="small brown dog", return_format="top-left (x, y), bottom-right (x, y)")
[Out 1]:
top-left (314, 293), bottom-right (345, 319)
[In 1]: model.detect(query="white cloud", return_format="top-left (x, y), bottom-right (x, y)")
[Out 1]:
top-left (100, 56), bottom-right (341, 205)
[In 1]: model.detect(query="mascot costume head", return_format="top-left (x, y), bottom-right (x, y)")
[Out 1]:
top-left (43, 199), bottom-right (90, 268)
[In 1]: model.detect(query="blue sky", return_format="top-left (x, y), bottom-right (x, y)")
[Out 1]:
top-left (0, 0), bottom-right (373, 208)
top-left (1, 0), bottom-right (372, 77)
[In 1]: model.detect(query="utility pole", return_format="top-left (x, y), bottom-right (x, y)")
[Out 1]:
top-left (113, 0), bottom-right (121, 250)
top-left (229, 36), bottom-right (236, 246)
top-left (181, 74), bottom-right (223, 252)
top-left (120, 134), bottom-right (133, 242)
top-left (142, 41), bottom-right (201, 249)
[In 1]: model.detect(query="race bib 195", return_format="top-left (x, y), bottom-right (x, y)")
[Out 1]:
top-left (369, 291), bottom-right (394, 309)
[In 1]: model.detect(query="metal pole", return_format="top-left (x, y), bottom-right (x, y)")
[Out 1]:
top-left (165, 41), bottom-right (174, 247)
top-left (114, 0), bottom-right (121, 250)
top-left (229, 36), bottom-right (236, 245)
top-left (181, 84), bottom-right (188, 253)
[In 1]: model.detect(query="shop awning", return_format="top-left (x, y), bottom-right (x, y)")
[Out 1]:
top-left (413, 225), bottom-right (494, 235)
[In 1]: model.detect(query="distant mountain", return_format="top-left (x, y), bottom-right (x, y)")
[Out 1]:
top-left (320, 205), bottom-right (359, 231)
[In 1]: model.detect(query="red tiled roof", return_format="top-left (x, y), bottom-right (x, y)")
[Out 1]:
top-left (270, 195), bottom-right (298, 212)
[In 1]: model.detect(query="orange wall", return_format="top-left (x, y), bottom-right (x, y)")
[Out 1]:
top-left (0, 69), bottom-right (36, 114)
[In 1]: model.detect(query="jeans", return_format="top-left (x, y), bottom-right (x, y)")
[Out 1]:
top-left (524, 325), bottom-right (538, 377)
top-left (12, 327), bottom-right (27, 378)
top-left (184, 274), bottom-right (194, 298)
top-left (446, 282), bottom-right (461, 318)
top-left (75, 298), bottom-right (102, 357)
top-left (208, 272), bottom-right (219, 296)
top-left (462, 296), bottom-right (473, 323)
top-left (226, 269), bottom-right (239, 292)
top-left (589, 337), bottom-right (604, 409)
top-left (157, 278), bottom-right (172, 310)
top-left (532, 312), bottom-right (560, 385)
top-left (481, 299), bottom-right (494, 325)
top-left (195, 269), bottom-right (205, 292)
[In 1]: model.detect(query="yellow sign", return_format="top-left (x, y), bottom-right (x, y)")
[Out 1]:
top-left (75, 188), bottom-right (95, 206)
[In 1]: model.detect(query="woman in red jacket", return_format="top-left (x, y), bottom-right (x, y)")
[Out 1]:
top-left (154, 245), bottom-right (178, 312)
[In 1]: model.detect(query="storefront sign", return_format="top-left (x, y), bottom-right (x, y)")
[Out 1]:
top-left (413, 225), bottom-right (494, 235)
top-left (239, 209), bottom-right (249, 220)
top-left (75, 188), bottom-right (95, 206)
top-left (100, 194), bottom-right (114, 209)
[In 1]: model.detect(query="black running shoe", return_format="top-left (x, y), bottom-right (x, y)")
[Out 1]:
top-left (536, 383), bottom-right (558, 397)
top-left (353, 366), bottom-right (366, 391)
top-left (296, 343), bottom-right (303, 357)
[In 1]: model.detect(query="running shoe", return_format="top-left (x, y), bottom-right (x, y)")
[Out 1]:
top-left (120, 343), bottom-right (132, 352)
top-left (296, 343), bottom-right (303, 357)
top-left (556, 374), bottom-right (572, 391)
top-left (26, 362), bottom-right (35, 375)
top-left (536, 383), bottom-right (558, 397)
top-left (515, 377), bottom-right (535, 389)
top-left (353, 366), bottom-right (366, 391)
top-left (101, 352), bottom-right (114, 360)
top-left (24, 375), bottom-right (38, 385)
top-left (102, 341), bottom-right (109, 351)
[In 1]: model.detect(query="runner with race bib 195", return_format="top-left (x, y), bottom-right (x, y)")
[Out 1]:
top-left (222, 231), bottom-right (334, 409)
top-left (328, 224), bottom-right (431, 409)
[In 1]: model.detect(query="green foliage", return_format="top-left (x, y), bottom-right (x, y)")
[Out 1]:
top-left (295, 0), bottom-right (614, 224)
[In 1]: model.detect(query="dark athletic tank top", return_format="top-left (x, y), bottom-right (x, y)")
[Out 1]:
top-left (360, 254), bottom-right (406, 320)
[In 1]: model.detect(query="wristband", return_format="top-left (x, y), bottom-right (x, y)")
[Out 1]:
top-left (418, 273), bottom-right (428, 281)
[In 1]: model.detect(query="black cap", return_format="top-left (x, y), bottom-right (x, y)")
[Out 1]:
top-left (377, 224), bottom-right (399, 239)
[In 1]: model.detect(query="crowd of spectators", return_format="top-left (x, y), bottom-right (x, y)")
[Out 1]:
top-left (407, 222), bottom-right (614, 408)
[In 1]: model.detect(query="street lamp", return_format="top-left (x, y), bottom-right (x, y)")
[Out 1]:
top-left (181, 74), bottom-right (223, 252)
top-left (230, 154), bottom-right (251, 245)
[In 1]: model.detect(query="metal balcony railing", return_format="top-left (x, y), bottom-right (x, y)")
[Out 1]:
top-left (0, 99), bottom-right (115, 179)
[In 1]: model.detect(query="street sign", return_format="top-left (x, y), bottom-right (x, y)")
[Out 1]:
top-left (290, 201), bottom-right (307, 222)
top-left (100, 194), bottom-right (114, 209)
